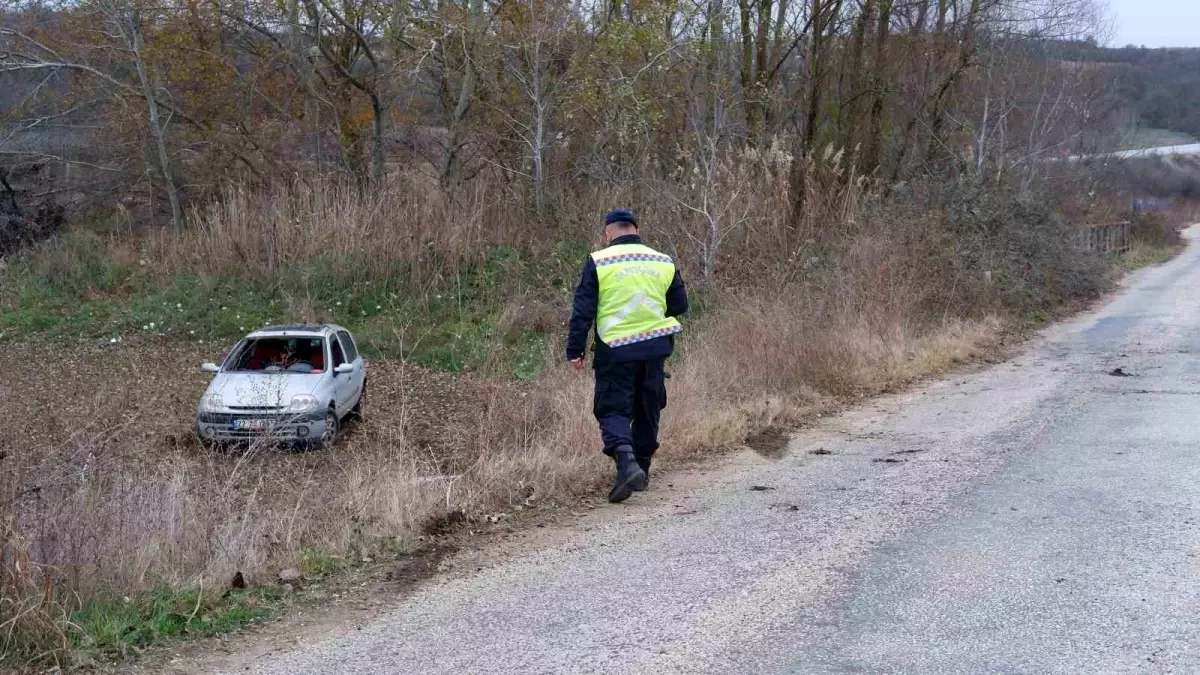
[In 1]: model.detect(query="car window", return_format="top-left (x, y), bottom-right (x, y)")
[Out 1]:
top-left (331, 336), bottom-right (345, 368)
top-left (220, 340), bottom-right (244, 369)
top-left (337, 331), bottom-right (359, 362)
top-left (229, 337), bottom-right (325, 373)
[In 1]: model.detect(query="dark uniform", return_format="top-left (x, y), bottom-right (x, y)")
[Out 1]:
top-left (567, 232), bottom-right (689, 483)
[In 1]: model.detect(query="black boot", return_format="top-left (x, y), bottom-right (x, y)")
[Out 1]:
top-left (632, 457), bottom-right (651, 492)
top-left (608, 445), bottom-right (647, 503)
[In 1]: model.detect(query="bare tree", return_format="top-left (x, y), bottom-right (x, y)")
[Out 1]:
top-left (0, 0), bottom-right (1121, 236)
top-left (300, 0), bottom-right (393, 184)
top-left (657, 99), bottom-right (757, 281)
top-left (0, 9), bottom-right (187, 230)
top-left (106, 0), bottom-right (184, 231)
top-left (789, 0), bottom-right (842, 221)
top-left (492, 0), bottom-right (582, 213)
top-left (440, 0), bottom-right (489, 184)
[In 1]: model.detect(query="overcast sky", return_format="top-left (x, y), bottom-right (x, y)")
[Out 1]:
top-left (1109, 0), bottom-right (1200, 47)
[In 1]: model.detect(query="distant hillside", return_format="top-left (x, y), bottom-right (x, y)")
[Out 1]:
top-left (1052, 44), bottom-right (1200, 139)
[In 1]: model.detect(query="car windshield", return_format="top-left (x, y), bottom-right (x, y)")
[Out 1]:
top-left (226, 337), bottom-right (326, 374)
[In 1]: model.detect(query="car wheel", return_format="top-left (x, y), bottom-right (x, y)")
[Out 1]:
top-left (196, 423), bottom-right (230, 452)
top-left (196, 425), bottom-right (218, 452)
top-left (318, 406), bottom-right (340, 449)
top-left (350, 379), bottom-right (366, 420)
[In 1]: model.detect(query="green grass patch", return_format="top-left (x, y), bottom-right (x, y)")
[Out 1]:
top-left (2, 532), bottom-right (427, 669)
top-left (1118, 241), bottom-right (1182, 271)
top-left (1026, 309), bottom-right (1052, 324)
top-left (71, 585), bottom-right (283, 660)
top-left (300, 548), bottom-right (356, 579)
top-left (0, 236), bottom-right (590, 378)
top-left (1113, 127), bottom-right (1198, 151)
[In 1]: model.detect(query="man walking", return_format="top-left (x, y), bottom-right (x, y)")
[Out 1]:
top-left (567, 209), bottom-right (689, 503)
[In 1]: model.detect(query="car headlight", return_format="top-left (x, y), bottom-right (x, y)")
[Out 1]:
top-left (287, 395), bottom-right (321, 413)
top-left (200, 393), bottom-right (223, 412)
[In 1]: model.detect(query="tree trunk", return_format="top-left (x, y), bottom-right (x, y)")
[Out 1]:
top-left (772, 0), bottom-right (789, 64)
top-left (752, 0), bottom-right (772, 138)
top-left (126, 7), bottom-right (183, 232)
top-left (529, 10), bottom-right (548, 217)
top-left (533, 100), bottom-right (546, 215)
top-left (764, 0), bottom-right (789, 131)
top-left (287, 0), bottom-right (323, 170)
top-left (701, 0), bottom-right (724, 135)
top-left (790, 0), bottom-right (827, 222)
top-left (839, 0), bottom-right (873, 150)
top-left (738, 0), bottom-right (759, 137)
top-left (442, 0), bottom-right (485, 184)
top-left (803, 0), bottom-right (823, 153)
top-left (391, 0), bottom-right (410, 50)
top-left (370, 91), bottom-right (386, 184)
top-left (923, 0), bottom-right (979, 168)
top-left (910, 0), bottom-right (928, 35)
top-left (863, 0), bottom-right (892, 173)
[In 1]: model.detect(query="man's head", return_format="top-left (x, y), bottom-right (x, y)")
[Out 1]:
top-left (603, 209), bottom-right (638, 245)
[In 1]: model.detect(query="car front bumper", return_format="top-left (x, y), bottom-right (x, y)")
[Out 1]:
top-left (196, 411), bottom-right (327, 444)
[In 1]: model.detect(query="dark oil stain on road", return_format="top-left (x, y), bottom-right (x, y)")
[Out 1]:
top-left (747, 426), bottom-right (790, 459)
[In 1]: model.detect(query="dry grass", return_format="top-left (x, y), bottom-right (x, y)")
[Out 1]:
top-left (0, 302), bottom-right (1001, 667)
top-left (0, 169), bottom-right (1118, 668)
top-left (1, 526), bottom-right (77, 669)
top-left (1120, 239), bottom-right (1180, 271)
top-left (0, 343), bottom-right (462, 584)
top-left (157, 177), bottom-right (509, 285)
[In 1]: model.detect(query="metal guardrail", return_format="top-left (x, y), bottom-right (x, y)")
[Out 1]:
top-left (1078, 221), bottom-right (1131, 254)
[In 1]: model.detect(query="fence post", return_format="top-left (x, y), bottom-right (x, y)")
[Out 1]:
top-left (1078, 221), bottom-right (1131, 254)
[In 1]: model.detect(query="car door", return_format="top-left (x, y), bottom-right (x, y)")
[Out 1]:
top-left (336, 330), bottom-right (365, 405)
top-left (329, 334), bottom-right (352, 414)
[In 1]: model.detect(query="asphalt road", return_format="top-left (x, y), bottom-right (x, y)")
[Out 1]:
top-left (1070, 142), bottom-right (1200, 161)
top-left (230, 229), bottom-right (1200, 674)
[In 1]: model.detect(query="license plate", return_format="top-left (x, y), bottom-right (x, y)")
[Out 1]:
top-left (233, 418), bottom-right (269, 431)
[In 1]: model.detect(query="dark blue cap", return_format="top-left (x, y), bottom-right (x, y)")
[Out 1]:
top-left (604, 209), bottom-right (638, 227)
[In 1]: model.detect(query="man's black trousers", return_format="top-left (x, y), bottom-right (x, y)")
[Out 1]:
top-left (593, 357), bottom-right (667, 459)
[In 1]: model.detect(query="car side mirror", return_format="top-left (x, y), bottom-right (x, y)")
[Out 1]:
top-left (201, 362), bottom-right (220, 373)
top-left (334, 363), bottom-right (354, 375)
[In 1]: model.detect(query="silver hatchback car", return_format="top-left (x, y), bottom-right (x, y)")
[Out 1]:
top-left (196, 323), bottom-right (366, 448)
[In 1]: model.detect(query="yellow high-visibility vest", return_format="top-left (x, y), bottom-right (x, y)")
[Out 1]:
top-left (591, 243), bottom-right (682, 347)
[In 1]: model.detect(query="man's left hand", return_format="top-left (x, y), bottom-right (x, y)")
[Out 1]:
top-left (569, 357), bottom-right (586, 371)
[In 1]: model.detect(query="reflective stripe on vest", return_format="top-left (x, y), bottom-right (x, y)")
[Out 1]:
top-left (591, 243), bottom-right (682, 347)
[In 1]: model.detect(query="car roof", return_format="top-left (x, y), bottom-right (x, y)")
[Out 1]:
top-left (247, 323), bottom-right (349, 338)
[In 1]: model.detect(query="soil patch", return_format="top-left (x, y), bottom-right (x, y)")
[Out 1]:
top-left (746, 426), bottom-right (790, 459)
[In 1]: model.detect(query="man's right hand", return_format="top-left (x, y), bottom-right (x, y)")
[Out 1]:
top-left (569, 357), bottom-right (586, 371)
